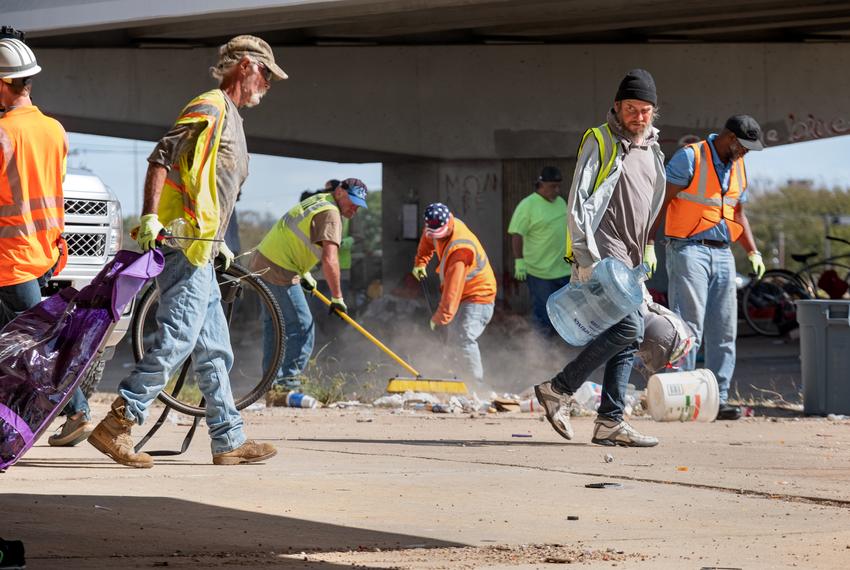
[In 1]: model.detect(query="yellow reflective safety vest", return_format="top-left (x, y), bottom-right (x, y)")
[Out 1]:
top-left (257, 193), bottom-right (339, 275)
top-left (564, 123), bottom-right (619, 263)
top-left (156, 89), bottom-right (228, 266)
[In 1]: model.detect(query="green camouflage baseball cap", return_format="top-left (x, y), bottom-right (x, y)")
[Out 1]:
top-left (219, 35), bottom-right (287, 80)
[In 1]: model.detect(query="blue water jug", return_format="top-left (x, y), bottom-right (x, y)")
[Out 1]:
top-left (546, 258), bottom-right (648, 346)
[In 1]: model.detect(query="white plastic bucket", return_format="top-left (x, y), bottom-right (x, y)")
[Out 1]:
top-left (646, 369), bottom-right (719, 422)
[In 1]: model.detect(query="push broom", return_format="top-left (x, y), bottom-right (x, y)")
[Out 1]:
top-left (309, 288), bottom-right (467, 394)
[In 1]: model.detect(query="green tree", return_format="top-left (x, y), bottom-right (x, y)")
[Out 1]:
top-left (745, 181), bottom-right (850, 269)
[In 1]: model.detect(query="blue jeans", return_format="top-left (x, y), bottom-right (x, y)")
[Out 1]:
top-left (526, 274), bottom-right (570, 337)
top-left (666, 240), bottom-right (737, 404)
top-left (262, 282), bottom-right (315, 390)
top-left (448, 302), bottom-right (494, 383)
top-left (118, 249), bottom-right (246, 454)
top-left (551, 310), bottom-right (644, 422)
top-left (0, 268), bottom-right (90, 420)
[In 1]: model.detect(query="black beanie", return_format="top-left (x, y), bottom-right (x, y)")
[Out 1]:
top-left (615, 68), bottom-right (657, 106)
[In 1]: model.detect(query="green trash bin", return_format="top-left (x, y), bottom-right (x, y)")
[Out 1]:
top-left (796, 300), bottom-right (850, 415)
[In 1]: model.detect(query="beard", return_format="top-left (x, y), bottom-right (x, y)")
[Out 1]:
top-left (614, 109), bottom-right (655, 143)
top-left (243, 88), bottom-right (267, 108)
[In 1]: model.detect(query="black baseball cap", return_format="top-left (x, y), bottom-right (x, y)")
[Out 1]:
top-left (725, 115), bottom-right (764, 151)
top-left (538, 166), bottom-right (562, 183)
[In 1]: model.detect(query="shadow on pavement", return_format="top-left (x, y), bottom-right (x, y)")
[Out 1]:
top-left (2, 493), bottom-right (462, 569)
top-left (293, 438), bottom-right (585, 447)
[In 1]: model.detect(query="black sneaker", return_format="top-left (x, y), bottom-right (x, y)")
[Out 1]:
top-left (0, 537), bottom-right (25, 569)
top-left (717, 403), bottom-right (742, 421)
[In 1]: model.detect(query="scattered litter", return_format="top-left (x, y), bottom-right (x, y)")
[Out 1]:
top-left (604, 453), bottom-right (614, 463)
top-left (519, 397), bottom-right (544, 412)
top-left (376, 391), bottom-right (442, 409)
top-left (244, 401), bottom-right (265, 412)
top-left (676, 466), bottom-right (689, 472)
top-left (493, 397), bottom-right (520, 413)
top-left (94, 505), bottom-right (112, 511)
top-left (511, 433), bottom-right (532, 438)
top-left (574, 381), bottom-right (602, 412)
top-left (355, 418), bottom-right (373, 423)
top-left (828, 414), bottom-right (848, 421)
top-left (567, 515), bottom-right (580, 521)
top-left (328, 400), bottom-right (367, 409)
top-left (585, 482), bottom-right (623, 489)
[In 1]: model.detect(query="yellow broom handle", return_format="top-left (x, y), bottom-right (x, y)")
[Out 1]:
top-left (311, 289), bottom-right (421, 378)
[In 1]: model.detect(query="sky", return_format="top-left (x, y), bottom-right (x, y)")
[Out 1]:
top-left (67, 132), bottom-right (383, 217)
top-left (67, 131), bottom-right (850, 218)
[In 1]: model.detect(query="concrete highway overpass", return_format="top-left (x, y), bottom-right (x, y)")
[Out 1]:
top-left (8, 0), bottom-right (850, 295)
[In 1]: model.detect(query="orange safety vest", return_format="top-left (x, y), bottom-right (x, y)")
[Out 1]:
top-left (0, 106), bottom-right (67, 287)
top-left (665, 140), bottom-right (746, 242)
top-left (434, 218), bottom-right (497, 302)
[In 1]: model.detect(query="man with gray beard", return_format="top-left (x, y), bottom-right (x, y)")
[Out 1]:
top-left (88, 35), bottom-right (286, 468)
top-left (534, 69), bottom-right (666, 447)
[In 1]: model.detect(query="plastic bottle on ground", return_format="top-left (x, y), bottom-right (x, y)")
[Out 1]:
top-left (286, 392), bottom-right (319, 409)
top-left (573, 381), bottom-right (602, 412)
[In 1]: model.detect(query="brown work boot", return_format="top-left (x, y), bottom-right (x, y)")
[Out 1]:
top-left (87, 397), bottom-right (153, 469)
top-left (212, 440), bottom-right (277, 465)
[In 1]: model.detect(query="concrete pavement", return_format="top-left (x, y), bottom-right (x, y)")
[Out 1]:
top-left (3, 402), bottom-right (850, 569)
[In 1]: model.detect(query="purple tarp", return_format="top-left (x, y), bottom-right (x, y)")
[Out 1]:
top-left (0, 250), bottom-right (164, 470)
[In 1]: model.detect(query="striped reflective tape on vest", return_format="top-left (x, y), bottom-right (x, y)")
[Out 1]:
top-left (0, 195), bottom-right (63, 218)
top-left (0, 215), bottom-right (62, 238)
top-left (283, 197), bottom-right (333, 258)
top-left (675, 143), bottom-right (722, 207)
top-left (438, 238), bottom-right (487, 283)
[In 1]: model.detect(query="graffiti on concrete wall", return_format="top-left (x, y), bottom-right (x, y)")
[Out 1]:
top-left (670, 112), bottom-right (850, 148)
top-left (441, 172), bottom-right (499, 216)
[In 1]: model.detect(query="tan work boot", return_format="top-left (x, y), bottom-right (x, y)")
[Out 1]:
top-left (213, 440), bottom-right (277, 465)
top-left (48, 411), bottom-right (93, 447)
top-left (87, 397), bottom-right (153, 468)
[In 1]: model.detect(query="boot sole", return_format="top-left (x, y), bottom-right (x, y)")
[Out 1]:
top-left (534, 385), bottom-right (573, 441)
top-left (48, 426), bottom-right (93, 447)
top-left (591, 437), bottom-right (658, 448)
top-left (213, 448), bottom-right (278, 466)
top-left (88, 433), bottom-right (153, 469)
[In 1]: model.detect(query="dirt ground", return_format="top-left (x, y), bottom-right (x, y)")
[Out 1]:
top-left (5, 401), bottom-right (850, 569)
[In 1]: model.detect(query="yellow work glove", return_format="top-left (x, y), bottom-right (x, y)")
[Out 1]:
top-left (643, 244), bottom-right (657, 278)
top-left (429, 319), bottom-right (437, 331)
top-left (300, 271), bottom-right (317, 293)
top-left (136, 214), bottom-right (164, 252)
top-left (217, 242), bottom-right (234, 271)
top-left (514, 258), bottom-right (527, 281)
top-left (412, 266), bottom-right (427, 281)
top-left (748, 251), bottom-right (765, 279)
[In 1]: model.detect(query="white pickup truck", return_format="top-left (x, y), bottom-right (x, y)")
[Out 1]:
top-left (42, 168), bottom-right (132, 395)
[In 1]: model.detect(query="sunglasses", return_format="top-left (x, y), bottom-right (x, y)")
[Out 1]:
top-left (256, 62), bottom-right (272, 82)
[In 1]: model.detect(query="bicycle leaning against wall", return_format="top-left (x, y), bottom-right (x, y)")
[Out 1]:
top-left (741, 235), bottom-right (850, 337)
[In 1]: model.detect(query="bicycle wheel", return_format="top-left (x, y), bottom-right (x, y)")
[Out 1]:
top-left (131, 262), bottom-right (285, 417)
top-left (742, 269), bottom-right (811, 337)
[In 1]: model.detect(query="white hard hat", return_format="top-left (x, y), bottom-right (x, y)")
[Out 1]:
top-left (0, 37), bottom-right (41, 80)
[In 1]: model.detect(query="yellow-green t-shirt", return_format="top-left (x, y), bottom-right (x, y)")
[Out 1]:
top-left (507, 192), bottom-right (570, 279)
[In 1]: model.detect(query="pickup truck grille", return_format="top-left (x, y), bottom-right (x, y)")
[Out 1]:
top-left (65, 232), bottom-right (107, 258)
top-left (65, 198), bottom-right (108, 217)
